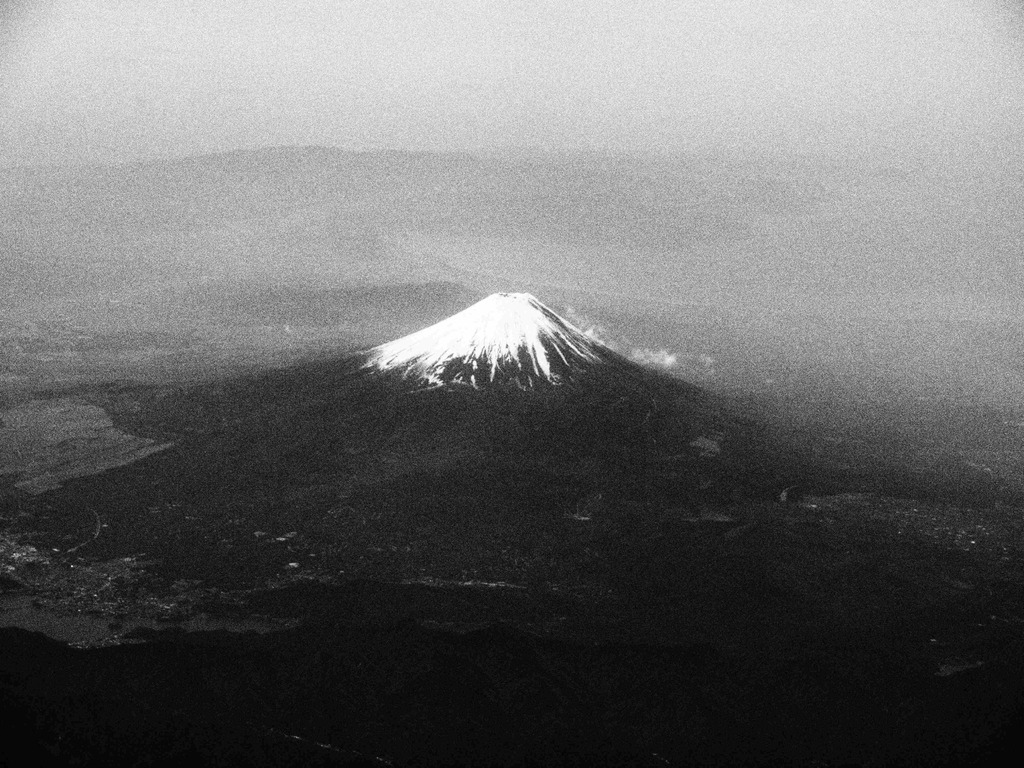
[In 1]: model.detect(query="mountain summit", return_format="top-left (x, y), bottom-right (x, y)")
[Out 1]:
top-left (363, 292), bottom-right (613, 388)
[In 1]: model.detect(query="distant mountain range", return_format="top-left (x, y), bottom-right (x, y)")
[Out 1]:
top-left (3, 145), bottom-right (1019, 308)
top-left (2, 146), bottom-right (1022, 516)
top-left (3, 146), bottom-right (1021, 410)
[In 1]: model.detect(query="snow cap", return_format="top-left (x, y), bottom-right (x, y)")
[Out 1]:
top-left (364, 292), bottom-right (608, 388)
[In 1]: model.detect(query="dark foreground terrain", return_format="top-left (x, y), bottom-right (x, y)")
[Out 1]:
top-left (2, 358), bottom-right (1024, 766)
top-left (3, 491), bottom-right (1024, 767)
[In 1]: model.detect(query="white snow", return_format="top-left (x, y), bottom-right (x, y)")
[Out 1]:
top-left (363, 292), bottom-right (607, 387)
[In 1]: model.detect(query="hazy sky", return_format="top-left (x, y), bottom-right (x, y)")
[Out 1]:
top-left (1, 0), bottom-right (1023, 165)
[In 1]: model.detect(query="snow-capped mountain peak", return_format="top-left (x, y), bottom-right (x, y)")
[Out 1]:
top-left (363, 293), bottom-right (609, 388)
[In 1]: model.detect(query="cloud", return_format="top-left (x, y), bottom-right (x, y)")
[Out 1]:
top-left (630, 348), bottom-right (679, 370)
top-left (564, 307), bottom-right (685, 372)
top-left (563, 306), bottom-right (619, 349)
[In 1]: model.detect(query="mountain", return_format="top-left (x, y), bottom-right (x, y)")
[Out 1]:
top-left (2, 292), bottom-right (799, 585)
top-left (7, 288), bottom-right (1024, 768)
top-left (11, 290), bottom-right (1008, 595)
top-left (363, 292), bottom-right (624, 388)
top-left (5, 146), bottom-right (1023, 417)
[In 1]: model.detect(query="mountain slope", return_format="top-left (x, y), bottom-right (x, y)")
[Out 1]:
top-left (5, 287), bottom-right (1013, 606)
top-left (2, 293), bottom-right (797, 584)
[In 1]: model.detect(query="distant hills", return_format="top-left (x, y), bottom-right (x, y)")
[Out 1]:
top-left (4, 145), bottom-right (1020, 311)
top-left (1, 145), bottom-right (1022, 489)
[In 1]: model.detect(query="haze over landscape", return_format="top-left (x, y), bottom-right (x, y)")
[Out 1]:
top-left (3, 0), bottom-right (1024, 163)
top-left (2, 1), bottom-right (1023, 412)
top-left (4, 3), bottom-right (1024, 765)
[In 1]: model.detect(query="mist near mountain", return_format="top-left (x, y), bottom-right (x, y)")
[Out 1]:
top-left (2, 146), bottom-right (1022, 415)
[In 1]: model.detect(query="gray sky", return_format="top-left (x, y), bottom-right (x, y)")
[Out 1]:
top-left (1, 0), bottom-right (1024, 165)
